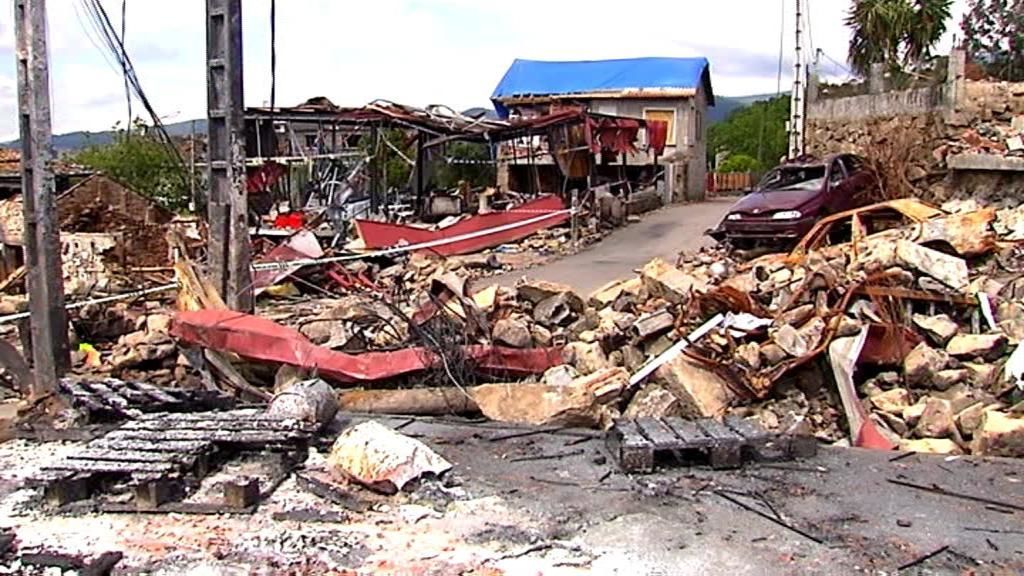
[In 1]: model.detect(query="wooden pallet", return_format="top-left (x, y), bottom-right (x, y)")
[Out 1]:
top-left (59, 377), bottom-right (235, 421)
top-left (606, 416), bottom-right (817, 473)
top-left (36, 409), bottom-right (315, 510)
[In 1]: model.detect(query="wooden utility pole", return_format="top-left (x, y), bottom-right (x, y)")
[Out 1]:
top-left (206, 0), bottom-right (253, 311)
top-left (14, 0), bottom-right (70, 397)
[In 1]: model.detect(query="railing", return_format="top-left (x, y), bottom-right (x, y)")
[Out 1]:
top-left (710, 172), bottom-right (756, 194)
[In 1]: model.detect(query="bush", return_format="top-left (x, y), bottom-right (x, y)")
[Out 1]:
top-left (718, 154), bottom-right (761, 173)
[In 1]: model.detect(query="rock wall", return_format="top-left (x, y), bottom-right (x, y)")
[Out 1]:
top-left (806, 51), bottom-right (1024, 205)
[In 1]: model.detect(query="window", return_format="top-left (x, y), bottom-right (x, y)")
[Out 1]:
top-left (643, 109), bottom-right (676, 146)
top-left (829, 159), bottom-right (847, 187)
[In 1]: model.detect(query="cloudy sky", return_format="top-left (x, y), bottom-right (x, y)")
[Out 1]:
top-left (0, 0), bottom-right (970, 141)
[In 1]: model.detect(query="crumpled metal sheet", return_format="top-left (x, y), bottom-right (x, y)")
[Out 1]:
top-left (171, 309), bottom-right (564, 384)
top-left (327, 421), bottom-right (452, 494)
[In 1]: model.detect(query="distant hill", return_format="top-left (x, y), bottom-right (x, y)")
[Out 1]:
top-left (0, 119), bottom-right (208, 151)
top-left (709, 93), bottom-right (780, 124)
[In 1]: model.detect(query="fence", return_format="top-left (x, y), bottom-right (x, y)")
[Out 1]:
top-left (710, 172), bottom-right (756, 194)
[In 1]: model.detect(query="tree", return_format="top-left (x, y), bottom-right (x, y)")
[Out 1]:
top-left (72, 120), bottom-right (191, 211)
top-left (961, 0), bottom-right (1024, 81)
top-left (708, 96), bottom-right (789, 171)
top-left (846, 0), bottom-right (953, 76)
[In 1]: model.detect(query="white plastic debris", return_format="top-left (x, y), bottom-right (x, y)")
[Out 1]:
top-left (1004, 343), bottom-right (1024, 391)
top-left (326, 421), bottom-right (452, 494)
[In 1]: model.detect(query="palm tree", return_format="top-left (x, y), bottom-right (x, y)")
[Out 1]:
top-left (846, 0), bottom-right (952, 76)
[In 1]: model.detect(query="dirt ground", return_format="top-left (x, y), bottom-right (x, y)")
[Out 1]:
top-left (1, 414), bottom-right (1021, 575)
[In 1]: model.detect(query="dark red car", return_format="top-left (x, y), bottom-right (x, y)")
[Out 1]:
top-left (708, 154), bottom-right (879, 249)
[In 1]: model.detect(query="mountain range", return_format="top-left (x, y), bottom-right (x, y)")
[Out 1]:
top-left (1, 94), bottom-right (777, 152)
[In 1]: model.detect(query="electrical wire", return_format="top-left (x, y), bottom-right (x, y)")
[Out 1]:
top-left (804, 0), bottom-right (815, 70)
top-left (120, 0), bottom-right (131, 138)
top-left (76, 0), bottom-right (187, 183)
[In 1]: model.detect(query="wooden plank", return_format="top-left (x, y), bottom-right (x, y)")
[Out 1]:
top-left (67, 449), bottom-right (191, 465)
top-left (121, 418), bottom-right (310, 433)
top-left (88, 439), bottom-right (211, 453)
top-left (41, 460), bottom-right (180, 475)
top-left (104, 428), bottom-right (308, 446)
top-left (695, 419), bottom-right (743, 444)
top-left (661, 417), bottom-right (712, 447)
top-left (606, 420), bottom-right (653, 473)
top-left (724, 415), bottom-right (770, 442)
top-left (635, 417), bottom-right (682, 450)
top-left (125, 380), bottom-right (183, 405)
top-left (82, 381), bottom-right (130, 412)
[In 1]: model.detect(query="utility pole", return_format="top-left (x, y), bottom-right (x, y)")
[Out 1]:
top-left (206, 0), bottom-right (253, 311)
top-left (788, 0), bottom-right (806, 159)
top-left (14, 0), bottom-right (71, 397)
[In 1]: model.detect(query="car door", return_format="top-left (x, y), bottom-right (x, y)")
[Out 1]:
top-left (825, 158), bottom-right (849, 214)
top-left (842, 155), bottom-right (877, 204)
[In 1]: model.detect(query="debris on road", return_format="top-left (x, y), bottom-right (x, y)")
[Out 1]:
top-left (326, 421), bottom-right (452, 494)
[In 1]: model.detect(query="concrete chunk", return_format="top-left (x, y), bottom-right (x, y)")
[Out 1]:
top-left (492, 318), bottom-right (532, 348)
top-left (911, 314), bottom-right (959, 346)
top-left (971, 411), bottom-right (1024, 457)
top-left (473, 367), bottom-right (628, 429)
top-left (640, 258), bottom-right (705, 305)
top-left (946, 333), bottom-right (1007, 361)
top-left (870, 388), bottom-right (911, 414)
top-left (914, 398), bottom-right (956, 439)
top-left (903, 343), bottom-right (950, 386)
top-left (655, 354), bottom-right (737, 418)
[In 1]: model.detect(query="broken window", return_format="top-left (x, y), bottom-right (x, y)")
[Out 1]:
top-left (643, 109), bottom-right (676, 146)
top-left (758, 165), bottom-right (827, 192)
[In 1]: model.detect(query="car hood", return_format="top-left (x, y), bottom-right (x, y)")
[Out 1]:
top-left (730, 187), bottom-right (819, 215)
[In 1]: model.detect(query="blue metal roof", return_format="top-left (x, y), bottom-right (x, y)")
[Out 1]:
top-left (490, 57), bottom-right (713, 117)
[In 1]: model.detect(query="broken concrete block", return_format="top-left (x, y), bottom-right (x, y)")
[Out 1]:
top-left (971, 411), bottom-right (1024, 457)
top-left (533, 292), bottom-right (584, 328)
top-left (631, 309), bottom-right (675, 341)
top-left (796, 317), bottom-right (826, 352)
top-left (946, 333), bottom-right (1007, 361)
top-left (760, 343), bottom-right (788, 366)
top-left (896, 239), bottom-right (969, 290)
top-left (900, 438), bottom-right (964, 455)
top-left (563, 341), bottom-right (611, 375)
top-left (736, 342), bottom-right (761, 371)
top-left (904, 343), bottom-right (950, 386)
top-left (912, 314), bottom-right (959, 346)
top-left (955, 402), bottom-right (996, 437)
top-left (327, 421), bottom-right (452, 495)
top-left (964, 362), bottom-right (1000, 387)
top-left (778, 304), bottom-right (815, 328)
top-left (492, 318), bottom-right (533, 348)
top-left (870, 388), bottom-right (912, 414)
top-left (145, 313), bottom-right (173, 334)
top-left (621, 345), bottom-right (646, 372)
top-left (655, 354), bottom-right (737, 418)
top-left (773, 325), bottom-right (806, 358)
top-left (517, 279), bottom-right (581, 306)
top-left (589, 277), bottom-right (645, 309)
top-left (835, 315), bottom-right (863, 338)
top-left (472, 367), bottom-right (627, 429)
top-left (623, 383), bottom-right (683, 419)
top-left (914, 398), bottom-right (956, 439)
top-left (640, 258), bottom-right (705, 305)
top-left (931, 369), bottom-right (970, 391)
top-left (542, 364), bottom-right (580, 387)
top-left (530, 324), bottom-right (553, 347)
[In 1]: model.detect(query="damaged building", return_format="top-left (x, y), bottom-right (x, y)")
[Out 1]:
top-left (491, 56), bottom-right (714, 204)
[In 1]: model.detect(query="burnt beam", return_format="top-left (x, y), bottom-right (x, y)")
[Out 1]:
top-left (206, 0), bottom-right (253, 311)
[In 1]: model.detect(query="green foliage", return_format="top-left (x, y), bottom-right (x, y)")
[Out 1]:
top-left (846, 0), bottom-right (953, 76)
top-left (961, 0), bottom-right (1024, 81)
top-left (71, 120), bottom-right (190, 211)
top-left (707, 96), bottom-right (789, 171)
top-left (435, 141), bottom-right (495, 189)
top-left (718, 154), bottom-right (761, 173)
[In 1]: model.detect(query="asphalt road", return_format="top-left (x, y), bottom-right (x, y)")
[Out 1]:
top-left (486, 197), bottom-right (735, 295)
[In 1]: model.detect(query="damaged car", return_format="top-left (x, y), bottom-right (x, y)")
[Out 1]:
top-left (708, 154), bottom-right (880, 250)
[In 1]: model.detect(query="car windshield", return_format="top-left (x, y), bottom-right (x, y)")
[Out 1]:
top-left (759, 166), bottom-right (827, 191)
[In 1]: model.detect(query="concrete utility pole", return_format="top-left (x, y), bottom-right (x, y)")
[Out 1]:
top-left (788, 0), bottom-right (806, 159)
top-left (206, 0), bottom-right (253, 311)
top-left (14, 0), bottom-right (71, 397)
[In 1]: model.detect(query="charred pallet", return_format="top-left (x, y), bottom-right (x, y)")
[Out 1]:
top-left (606, 416), bottom-right (817, 473)
top-left (58, 377), bottom-right (236, 422)
top-left (35, 409), bottom-right (315, 511)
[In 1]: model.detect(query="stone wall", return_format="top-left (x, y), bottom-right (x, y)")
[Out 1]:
top-left (805, 51), bottom-right (1024, 205)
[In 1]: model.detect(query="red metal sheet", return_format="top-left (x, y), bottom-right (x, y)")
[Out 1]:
top-left (172, 309), bottom-right (564, 384)
top-left (252, 230), bottom-right (324, 295)
top-left (354, 194), bottom-right (569, 256)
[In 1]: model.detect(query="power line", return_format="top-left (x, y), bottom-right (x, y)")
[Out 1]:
top-left (120, 0), bottom-right (131, 138)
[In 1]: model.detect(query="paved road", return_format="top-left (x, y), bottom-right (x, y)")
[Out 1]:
top-left (485, 197), bottom-right (734, 295)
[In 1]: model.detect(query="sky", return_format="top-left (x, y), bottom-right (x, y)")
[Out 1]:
top-left (0, 0), bottom-right (970, 141)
